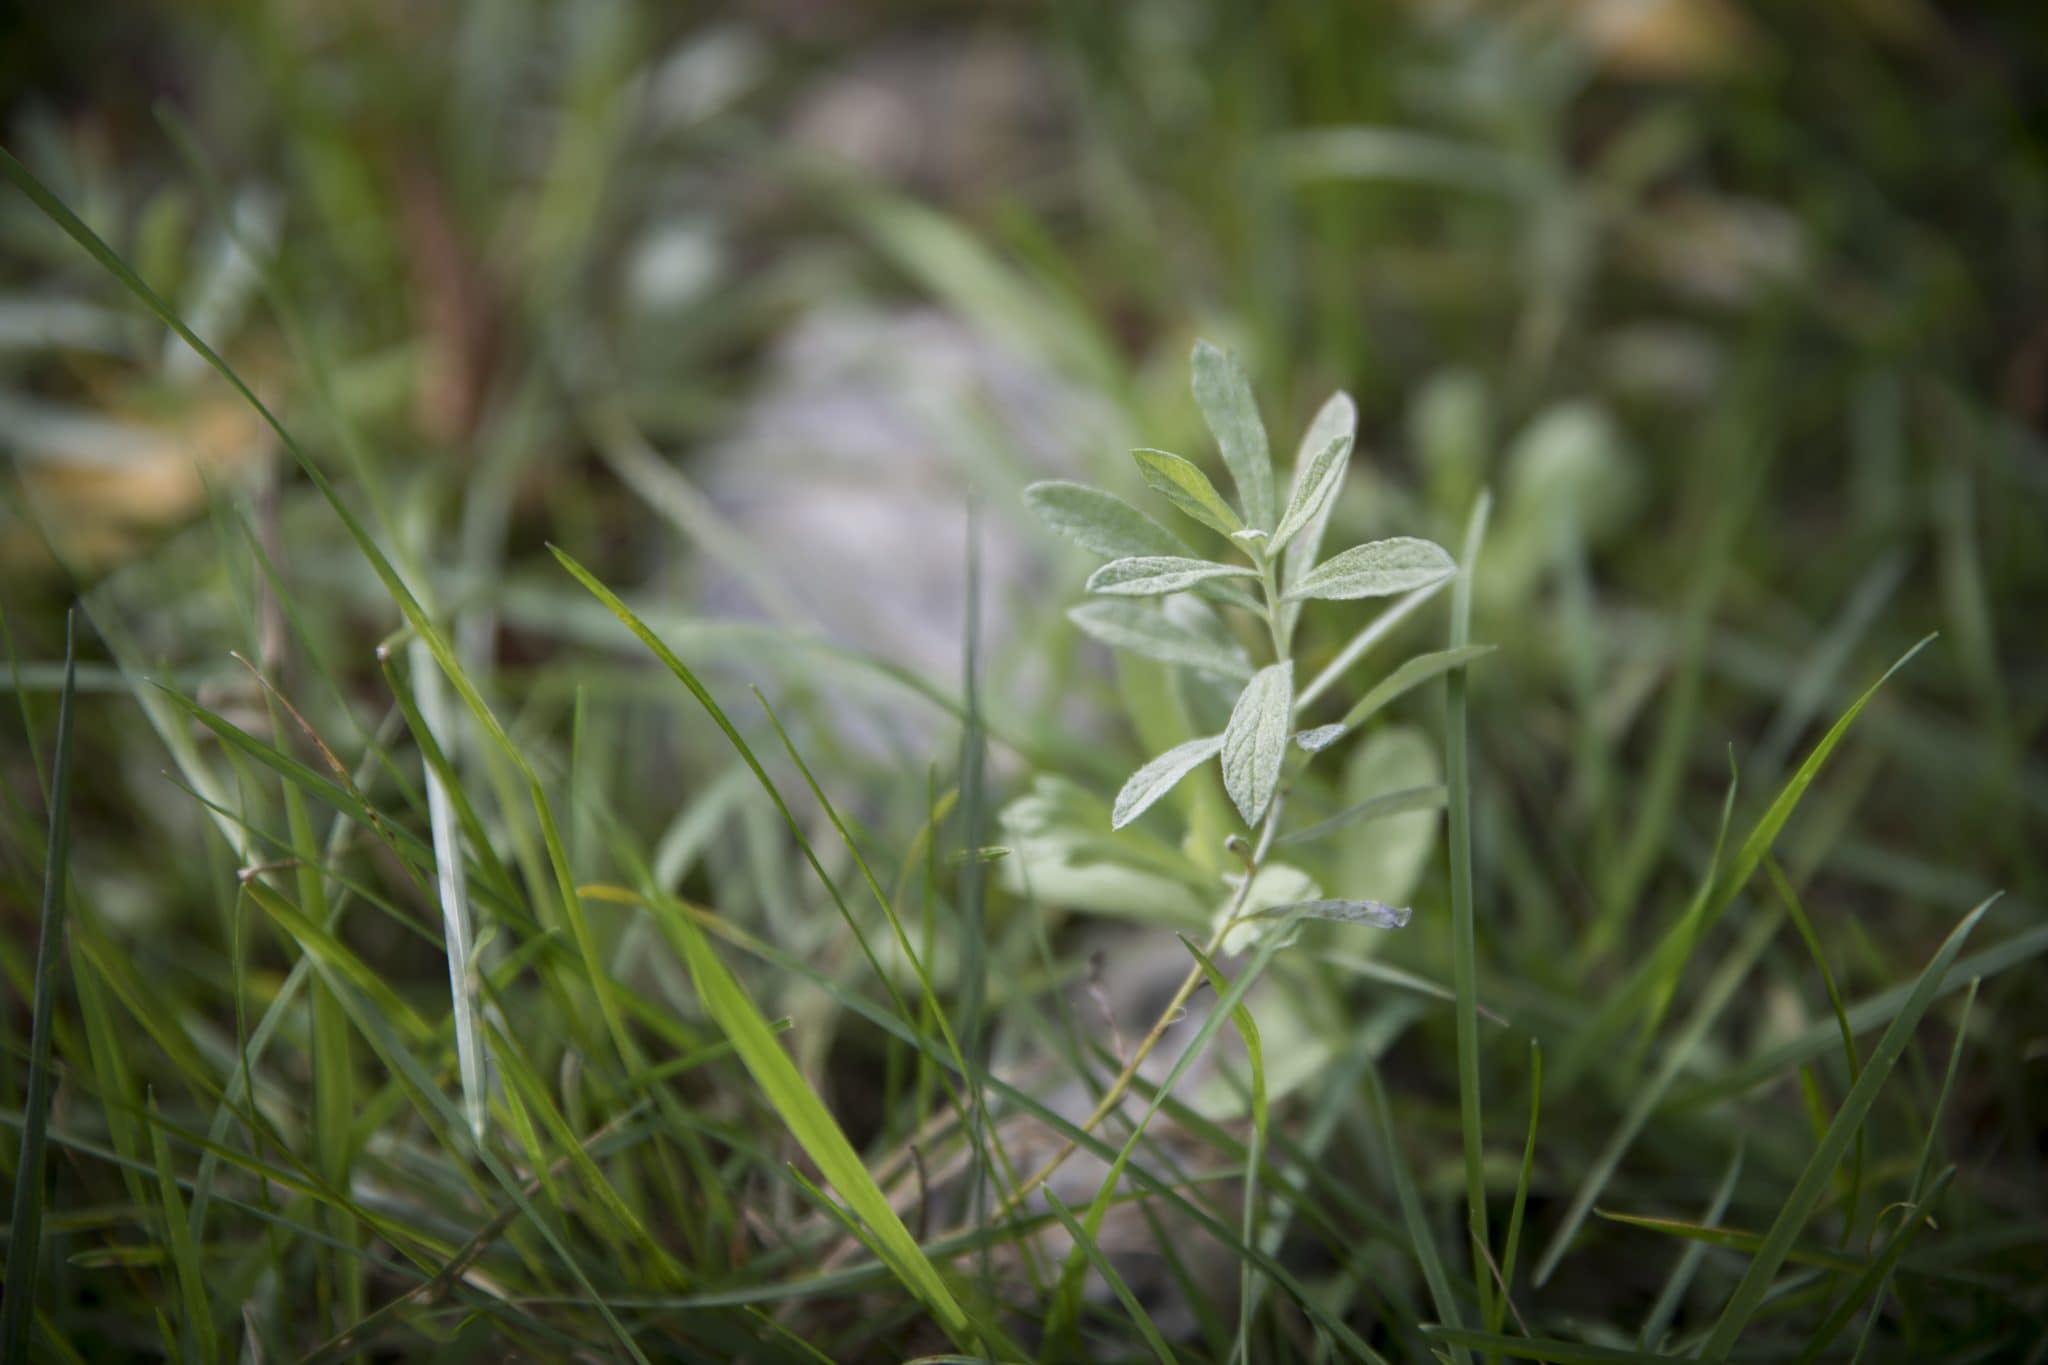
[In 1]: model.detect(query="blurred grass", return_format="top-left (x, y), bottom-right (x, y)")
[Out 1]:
top-left (2, 0), bottom-right (2045, 1360)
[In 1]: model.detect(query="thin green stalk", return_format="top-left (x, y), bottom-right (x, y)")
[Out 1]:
top-left (0, 612), bottom-right (75, 1365)
top-left (1449, 491), bottom-right (1494, 1324)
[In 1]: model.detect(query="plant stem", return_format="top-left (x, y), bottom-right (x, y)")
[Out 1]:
top-left (1448, 493), bottom-right (1494, 1330)
top-left (1001, 793), bottom-right (1287, 1214)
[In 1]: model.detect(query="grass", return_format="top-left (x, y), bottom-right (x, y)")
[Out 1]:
top-left (1, 3), bottom-right (2043, 1360)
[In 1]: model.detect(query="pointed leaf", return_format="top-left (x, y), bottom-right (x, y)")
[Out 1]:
top-left (1293, 723), bottom-right (1347, 753)
top-left (1025, 480), bottom-right (1192, 560)
top-left (1283, 390), bottom-right (1358, 589)
top-left (1132, 448), bottom-right (1243, 538)
top-left (1253, 898), bottom-right (1412, 930)
top-left (1111, 735), bottom-right (1226, 829)
top-left (1328, 643), bottom-right (1497, 735)
top-left (1271, 433), bottom-right (1353, 555)
top-left (1283, 536), bottom-right (1456, 601)
top-left (1068, 601), bottom-right (1252, 679)
top-left (1086, 556), bottom-right (1261, 597)
top-left (1221, 662), bottom-right (1294, 825)
top-left (1191, 338), bottom-right (1275, 527)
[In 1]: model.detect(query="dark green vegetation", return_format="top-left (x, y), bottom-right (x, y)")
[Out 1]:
top-left (2, 3), bottom-right (2044, 1360)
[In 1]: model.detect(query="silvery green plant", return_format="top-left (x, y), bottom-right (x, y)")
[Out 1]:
top-left (1029, 340), bottom-right (1459, 942)
top-left (1004, 341), bottom-right (1472, 1200)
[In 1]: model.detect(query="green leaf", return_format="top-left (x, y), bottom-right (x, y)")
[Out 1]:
top-left (1698, 893), bottom-right (2001, 1361)
top-left (1111, 734), bottom-right (1226, 829)
top-left (1283, 536), bottom-right (1457, 601)
top-left (1248, 897), bottom-right (1411, 929)
top-left (1342, 727), bottom-right (1443, 905)
top-left (1221, 662), bottom-right (1294, 825)
top-left (1214, 863), bottom-right (1321, 955)
top-left (1334, 643), bottom-right (1498, 734)
top-left (1133, 447), bottom-right (1244, 538)
top-left (1277, 782), bottom-right (1447, 847)
top-left (1293, 723), bottom-right (1347, 753)
top-left (1191, 337), bottom-right (1275, 527)
top-left (1085, 556), bottom-right (1261, 597)
top-left (1283, 390), bottom-right (1359, 591)
top-left (1067, 600), bottom-right (1252, 679)
top-left (1024, 480), bottom-right (1192, 559)
top-left (1271, 433), bottom-right (1353, 555)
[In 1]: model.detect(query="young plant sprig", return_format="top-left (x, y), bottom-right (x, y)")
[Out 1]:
top-left (1011, 339), bottom-right (1466, 1208)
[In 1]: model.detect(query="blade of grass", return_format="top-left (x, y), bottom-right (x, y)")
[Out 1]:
top-left (146, 1093), bottom-right (220, 1364)
top-left (1562, 634), bottom-right (1936, 1084)
top-left (408, 638), bottom-right (489, 1144)
top-left (1364, 1057), bottom-right (1467, 1362)
top-left (1638, 1140), bottom-right (1743, 1348)
top-left (1799, 1166), bottom-right (1956, 1363)
top-left (1421, 1326), bottom-right (1668, 1363)
top-left (0, 611), bottom-right (75, 1365)
top-left (637, 887), bottom-right (976, 1350)
top-left (1492, 1040), bottom-right (1541, 1335)
top-left (1532, 899), bottom-right (1779, 1287)
top-left (1698, 893), bottom-right (2000, 1360)
top-left (1767, 856), bottom-right (1863, 1245)
top-left (1185, 937), bottom-right (1269, 1365)
top-left (1041, 1190), bottom-right (1179, 1365)
top-left (1673, 925), bottom-right (2043, 1107)
top-left (1447, 491), bottom-right (1493, 1325)
top-left (1844, 977), bottom-right (1979, 1363)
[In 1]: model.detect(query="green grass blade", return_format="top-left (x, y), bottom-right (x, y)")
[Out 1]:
top-left (1798, 1166), bottom-right (1956, 1363)
top-left (1364, 1061), bottom-right (1467, 1361)
top-left (1698, 893), bottom-right (2000, 1360)
top-left (639, 890), bottom-right (974, 1348)
top-left (0, 612), bottom-right (76, 1365)
top-left (146, 1094), bottom-right (220, 1364)
top-left (1333, 643), bottom-right (1496, 734)
top-left (1767, 856), bottom-right (1864, 1244)
top-left (1421, 1326), bottom-right (1669, 1363)
top-left (1042, 1190), bottom-right (1180, 1365)
top-left (1185, 938), bottom-right (1269, 1365)
top-left (1447, 491), bottom-right (1493, 1323)
top-left (1533, 905), bottom-right (1779, 1286)
top-left (1493, 1039), bottom-right (1541, 1332)
top-left (1565, 635), bottom-right (1936, 1081)
top-left (1638, 1140), bottom-right (1743, 1348)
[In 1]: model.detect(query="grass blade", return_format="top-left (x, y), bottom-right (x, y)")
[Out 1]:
top-left (146, 1094), bottom-right (220, 1364)
top-left (1364, 1061), bottom-right (1467, 1361)
top-left (1447, 491), bottom-right (1492, 1323)
top-left (1185, 937), bottom-right (1269, 1364)
top-left (647, 886), bottom-right (975, 1348)
top-left (1041, 1191), bottom-right (1179, 1365)
top-left (1698, 893), bottom-right (2001, 1360)
top-left (1638, 1140), bottom-right (1743, 1348)
top-left (0, 612), bottom-right (76, 1365)
top-left (1494, 1039), bottom-right (1541, 1332)
top-left (1533, 905), bottom-right (1779, 1286)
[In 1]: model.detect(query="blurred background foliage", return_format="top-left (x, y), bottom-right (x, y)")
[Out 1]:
top-left (2, 0), bottom-right (2045, 1359)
